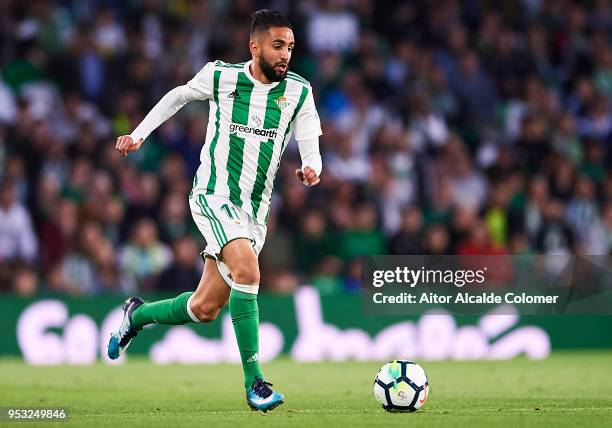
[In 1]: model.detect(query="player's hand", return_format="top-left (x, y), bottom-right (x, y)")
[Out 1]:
top-left (295, 166), bottom-right (320, 186)
top-left (115, 135), bottom-right (144, 157)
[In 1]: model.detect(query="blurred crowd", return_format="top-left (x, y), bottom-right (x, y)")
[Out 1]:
top-left (1, 0), bottom-right (612, 297)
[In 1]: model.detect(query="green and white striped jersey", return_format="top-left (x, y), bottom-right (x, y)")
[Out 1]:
top-left (188, 60), bottom-right (322, 224)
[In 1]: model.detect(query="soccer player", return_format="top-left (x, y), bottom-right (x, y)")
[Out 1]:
top-left (107, 10), bottom-right (322, 412)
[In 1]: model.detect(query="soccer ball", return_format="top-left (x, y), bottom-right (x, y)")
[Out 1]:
top-left (373, 360), bottom-right (429, 412)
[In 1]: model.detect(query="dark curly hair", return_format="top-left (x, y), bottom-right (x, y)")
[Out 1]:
top-left (250, 9), bottom-right (292, 36)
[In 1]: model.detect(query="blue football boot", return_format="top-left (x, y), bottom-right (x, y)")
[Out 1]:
top-left (107, 297), bottom-right (144, 360)
top-left (246, 377), bottom-right (284, 413)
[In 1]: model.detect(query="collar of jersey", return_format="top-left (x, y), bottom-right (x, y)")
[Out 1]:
top-left (243, 60), bottom-right (281, 88)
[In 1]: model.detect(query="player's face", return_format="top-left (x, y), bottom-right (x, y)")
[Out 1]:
top-left (255, 27), bottom-right (294, 82)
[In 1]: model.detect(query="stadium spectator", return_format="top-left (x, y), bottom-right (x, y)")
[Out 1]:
top-left (119, 218), bottom-right (172, 292)
top-left (536, 199), bottom-right (576, 255)
top-left (0, 78), bottom-right (17, 124)
top-left (0, 179), bottom-right (38, 264)
top-left (565, 175), bottom-right (606, 254)
top-left (423, 224), bottom-right (450, 255)
top-left (293, 209), bottom-right (335, 273)
top-left (12, 264), bottom-right (38, 297)
top-left (156, 236), bottom-right (201, 293)
top-left (59, 221), bottom-right (103, 295)
top-left (337, 204), bottom-right (387, 260)
top-left (260, 211), bottom-right (297, 292)
top-left (389, 206), bottom-right (424, 255)
top-left (306, 0), bottom-right (359, 55)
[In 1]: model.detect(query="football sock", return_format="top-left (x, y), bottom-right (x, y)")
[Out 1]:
top-left (229, 285), bottom-right (263, 391)
top-left (130, 292), bottom-right (197, 328)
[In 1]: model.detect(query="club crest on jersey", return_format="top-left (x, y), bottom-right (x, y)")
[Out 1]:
top-left (275, 96), bottom-right (289, 110)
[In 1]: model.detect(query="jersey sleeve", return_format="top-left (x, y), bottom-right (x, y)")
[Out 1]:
top-left (185, 61), bottom-right (216, 100)
top-left (294, 87), bottom-right (323, 141)
top-left (298, 137), bottom-right (322, 176)
top-left (129, 63), bottom-right (215, 142)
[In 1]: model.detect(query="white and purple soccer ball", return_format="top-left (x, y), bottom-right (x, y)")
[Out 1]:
top-left (373, 360), bottom-right (429, 412)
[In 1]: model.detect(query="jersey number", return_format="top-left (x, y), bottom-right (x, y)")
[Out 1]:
top-left (221, 203), bottom-right (240, 220)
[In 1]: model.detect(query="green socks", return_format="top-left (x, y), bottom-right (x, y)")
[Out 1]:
top-left (129, 287), bottom-right (263, 391)
top-left (130, 292), bottom-right (196, 328)
top-left (229, 287), bottom-right (263, 391)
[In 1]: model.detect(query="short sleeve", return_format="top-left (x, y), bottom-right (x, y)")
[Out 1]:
top-left (294, 88), bottom-right (323, 141)
top-left (185, 62), bottom-right (215, 100)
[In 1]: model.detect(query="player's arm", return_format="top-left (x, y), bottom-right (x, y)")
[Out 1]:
top-left (293, 87), bottom-right (323, 186)
top-left (295, 137), bottom-right (322, 186)
top-left (116, 62), bottom-right (215, 156)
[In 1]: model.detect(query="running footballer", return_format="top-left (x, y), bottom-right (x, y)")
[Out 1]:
top-left (108, 9), bottom-right (322, 413)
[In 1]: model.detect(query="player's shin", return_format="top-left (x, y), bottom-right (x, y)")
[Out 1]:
top-left (229, 284), bottom-right (263, 391)
top-left (130, 291), bottom-right (198, 328)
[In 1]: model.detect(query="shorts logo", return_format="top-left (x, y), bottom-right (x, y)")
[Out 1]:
top-left (275, 96), bottom-right (289, 110)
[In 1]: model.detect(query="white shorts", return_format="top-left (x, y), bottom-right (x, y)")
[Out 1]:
top-left (189, 193), bottom-right (267, 287)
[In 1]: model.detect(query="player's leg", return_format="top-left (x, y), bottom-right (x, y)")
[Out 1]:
top-left (221, 238), bottom-right (284, 412)
top-left (126, 192), bottom-right (236, 327)
top-left (107, 193), bottom-right (234, 359)
top-left (187, 256), bottom-right (231, 323)
top-left (131, 256), bottom-right (229, 326)
top-left (221, 238), bottom-right (262, 386)
top-left (107, 256), bottom-right (229, 359)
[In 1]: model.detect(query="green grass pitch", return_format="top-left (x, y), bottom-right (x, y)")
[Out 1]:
top-left (1, 352), bottom-right (611, 427)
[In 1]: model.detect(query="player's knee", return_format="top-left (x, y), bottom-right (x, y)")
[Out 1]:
top-left (231, 264), bottom-right (260, 286)
top-left (191, 300), bottom-right (222, 323)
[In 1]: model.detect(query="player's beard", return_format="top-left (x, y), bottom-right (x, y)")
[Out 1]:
top-left (259, 54), bottom-right (288, 82)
